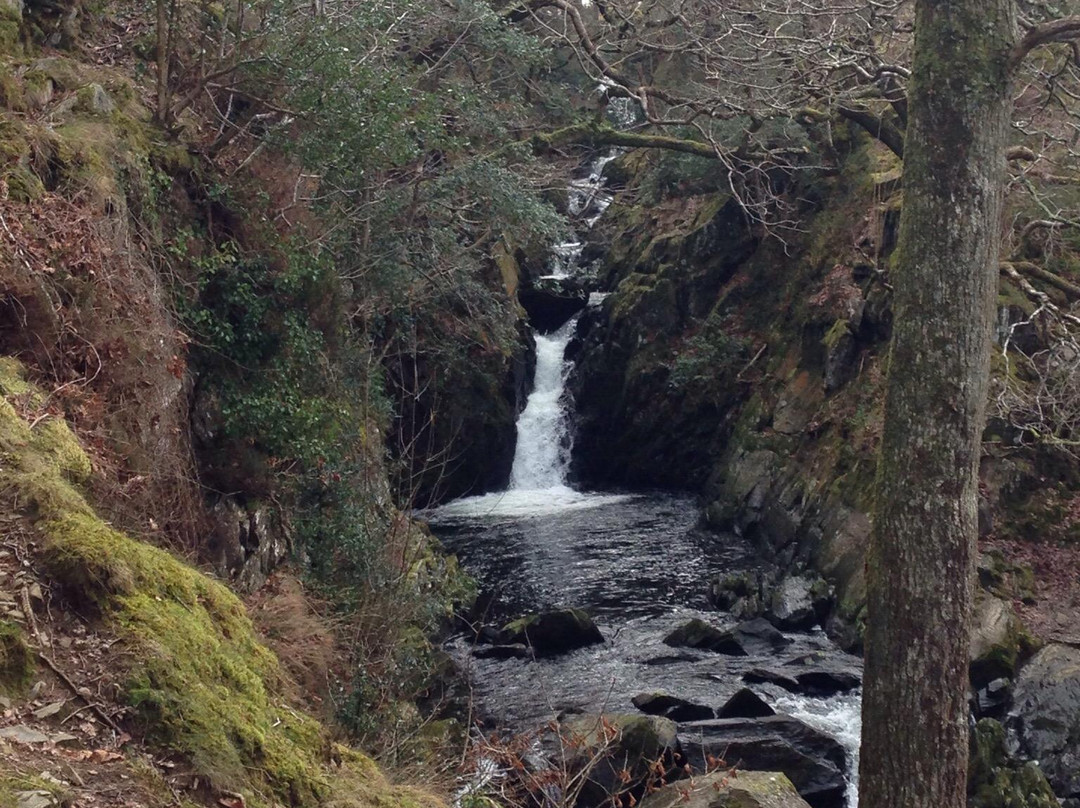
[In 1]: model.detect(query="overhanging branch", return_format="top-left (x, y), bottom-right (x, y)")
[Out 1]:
top-left (532, 122), bottom-right (719, 159)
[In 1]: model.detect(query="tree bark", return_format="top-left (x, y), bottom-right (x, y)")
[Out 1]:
top-left (858, 1), bottom-right (1015, 806)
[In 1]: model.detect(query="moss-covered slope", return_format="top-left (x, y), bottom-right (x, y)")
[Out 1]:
top-left (0, 358), bottom-right (442, 808)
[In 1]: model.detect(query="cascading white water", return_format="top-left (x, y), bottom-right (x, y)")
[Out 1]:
top-left (509, 317), bottom-right (579, 490)
top-left (774, 692), bottom-right (862, 808)
top-left (430, 94), bottom-right (638, 519)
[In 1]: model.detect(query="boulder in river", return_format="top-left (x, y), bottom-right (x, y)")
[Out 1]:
top-left (560, 713), bottom-right (679, 808)
top-left (638, 770), bottom-right (811, 808)
top-left (743, 667), bottom-right (860, 698)
top-left (767, 575), bottom-right (833, 631)
top-left (717, 688), bottom-right (775, 719)
top-left (632, 692), bottom-right (715, 722)
top-left (663, 618), bottom-right (746, 655)
top-left (677, 716), bottom-right (847, 808)
top-left (1010, 642), bottom-right (1080, 800)
top-left (663, 617), bottom-right (791, 656)
top-left (472, 644), bottom-right (531, 660)
top-left (736, 618), bottom-right (795, 654)
top-left (499, 608), bottom-right (604, 657)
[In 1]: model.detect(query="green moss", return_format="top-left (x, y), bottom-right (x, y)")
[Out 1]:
top-left (969, 719), bottom-right (1058, 808)
top-left (0, 358), bottom-right (440, 808)
top-left (0, 7), bottom-right (20, 55)
top-left (0, 357), bottom-right (42, 402)
top-left (822, 318), bottom-right (852, 350)
top-left (0, 64), bottom-right (24, 111)
top-left (0, 772), bottom-right (71, 808)
top-left (0, 620), bottom-right (33, 695)
top-left (31, 418), bottom-right (92, 482)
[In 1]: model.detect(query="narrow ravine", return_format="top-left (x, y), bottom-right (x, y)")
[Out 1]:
top-left (427, 144), bottom-right (864, 808)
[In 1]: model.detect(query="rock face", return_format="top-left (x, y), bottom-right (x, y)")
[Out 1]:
top-left (677, 717), bottom-right (847, 808)
top-left (969, 594), bottom-right (1032, 688)
top-left (209, 496), bottom-right (290, 592)
top-left (561, 714), bottom-right (679, 808)
top-left (638, 771), bottom-right (811, 808)
top-left (632, 692), bottom-right (715, 722)
top-left (1010, 643), bottom-right (1080, 801)
top-left (498, 608), bottom-right (604, 657)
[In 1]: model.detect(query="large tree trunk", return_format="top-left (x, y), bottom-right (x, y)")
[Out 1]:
top-left (858, 1), bottom-right (1016, 806)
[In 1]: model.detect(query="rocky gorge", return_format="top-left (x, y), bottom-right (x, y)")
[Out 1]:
top-left (423, 132), bottom-right (1080, 808)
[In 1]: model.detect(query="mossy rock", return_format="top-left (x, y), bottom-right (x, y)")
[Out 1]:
top-left (638, 770), bottom-right (810, 808)
top-left (968, 719), bottom-right (1059, 808)
top-left (0, 620), bottom-right (33, 695)
top-left (500, 607), bottom-right (604, 656)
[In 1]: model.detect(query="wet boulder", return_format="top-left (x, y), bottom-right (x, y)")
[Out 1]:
top-left (519, 278), bottom-right (588, 333)
top-left (561, 713), bottom-right (679, 808)
top-left (767, 576), bottom-right (833, 631)
top-left (663, 618), bottom-right (746, 655)
top-left (472, 644), bottom-right (531, 660)
top-left (677, 716), bottom-right (847, 808)
top-left (735, 618), bottom-right (796, 655)
top-left (632, 692), bottom-right (715, 722)
top-left (664, 618), bottom-right (792, 657)
top-left (638, 770), bottom-right (811, 808)
top-left (717, 688), bottom-right (775, 719)
top-left (743, 666), bottom-right (860, 698)
top-left (499, 608), bottom-right (604, 657)
top-left (1010, 643), bottom-right (1080, 800)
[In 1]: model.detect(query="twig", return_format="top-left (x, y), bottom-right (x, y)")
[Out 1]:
top-left (37, 652), bottom-right (125, 735)
top-left (20, 584), bottom-right (44, 646)
top-left (736, 343), bottom-right (768, 381)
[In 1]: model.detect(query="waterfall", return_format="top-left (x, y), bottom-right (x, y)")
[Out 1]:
top-left (509, 317), bottom-right (580, 490)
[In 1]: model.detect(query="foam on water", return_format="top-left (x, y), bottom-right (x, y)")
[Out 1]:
top-left (774, 692), bottom-right (862, 807)
top-left (431, 485), bottom-right (632, 520)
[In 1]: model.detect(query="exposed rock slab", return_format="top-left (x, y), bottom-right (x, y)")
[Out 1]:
top-left (677, 716), bottom-right (847, 808)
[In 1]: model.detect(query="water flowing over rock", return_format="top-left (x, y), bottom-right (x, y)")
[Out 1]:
top-left (509, 317), bottom-right (580, 491)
